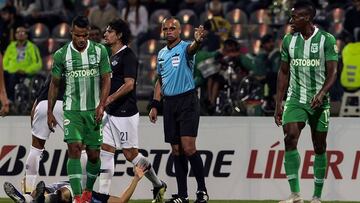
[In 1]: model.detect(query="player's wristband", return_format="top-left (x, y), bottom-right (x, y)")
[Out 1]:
top-left (150, 99), bottom-right (161, 110)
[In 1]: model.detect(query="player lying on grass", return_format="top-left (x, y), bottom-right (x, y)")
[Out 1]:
top-left (3, 165), bottom-right (146, 203)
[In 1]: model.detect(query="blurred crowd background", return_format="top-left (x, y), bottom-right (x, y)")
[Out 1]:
top-left (1, 0), bottom-right (360, 116)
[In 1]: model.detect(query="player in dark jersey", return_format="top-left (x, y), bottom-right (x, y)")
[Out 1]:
top-left (4, 166), bottom-right (147, 203)
top-left (100, 19), bottom-right (166, 203)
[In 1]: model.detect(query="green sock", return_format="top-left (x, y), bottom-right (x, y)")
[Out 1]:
top-left (67, 158), bottom-right (82, 196)
top-left (284, 150), bottom-right (301, 193)
top-left (313, 153), bottom-right (327, 198)
top-left (86, 159), bottom-right (101, 190)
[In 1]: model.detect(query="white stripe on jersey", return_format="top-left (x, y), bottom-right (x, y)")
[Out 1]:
top-left (300, 39), bottom-right (312, 103)
top-left (303, 39), bottom-right (311, 59)
top-left (80, 51), bottom-right (89, 111)
top-left (289, 34), bottom-right (298, 58)
top-left (65, 45), bottom-right (73, 110)
top-left (94, 46), bottom-right (102, 107)
top-left (287, 35), bottom-right (298, 100)
top-left (318, 35), bottom-right (326, 94)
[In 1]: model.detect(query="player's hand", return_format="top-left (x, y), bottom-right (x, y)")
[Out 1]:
top-left (133, 165), bottom-right (147, 179)
top-left (0, 93), bottom-right (9, 116)
top-left (0, 98), bottom-right (9, 117)
top-left (149, 108), bottom-right (158, 123)
top-left (311, 91), bottom-right (325, 109)
top-left (194, 25), bottom-right (205, 43)
top-left (95, 104), bottom-right (104, 124)
top-left (47, 111), bottom-right (57, 132)
top-left (274, 104), bottom-right (283, 127)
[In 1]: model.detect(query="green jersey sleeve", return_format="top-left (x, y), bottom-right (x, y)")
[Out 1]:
top-left (51, 49), bottom-right (64, 78)
top-left (280, 34), bottom-right (291, 62)
top-left (324, 33), bottom-right (339, 61)
top-left (99, 44), bottom-right (112, 75)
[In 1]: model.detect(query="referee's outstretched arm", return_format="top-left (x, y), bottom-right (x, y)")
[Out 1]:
top-left (187, 25), bottom-right (206, 55)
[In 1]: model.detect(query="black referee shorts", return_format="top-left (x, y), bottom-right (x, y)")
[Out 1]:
top-left (163, 90), bottom-right (200, 145)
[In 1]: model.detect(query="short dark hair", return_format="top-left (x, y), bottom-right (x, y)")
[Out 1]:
top-left (16, 25), bottom-right (29, 32)
top-left (72, 15), bottom-right (89, 29)
top-left (163, 16), bottom-right (181, 25)
top-left (293, 0), bottom-right (316, 19)
top-left (108, 19), bottom-right (132, 45)
top-left (223, 38), bottom-right (239, 51)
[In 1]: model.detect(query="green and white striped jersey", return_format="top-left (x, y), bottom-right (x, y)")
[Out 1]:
top-left (281, 27), bottom-right (338, 105)
top-left (52, 40), bottom-right (111, 111)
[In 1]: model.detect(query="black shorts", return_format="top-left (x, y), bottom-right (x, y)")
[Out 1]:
top-left (163, 90), bottom-right (200, 144)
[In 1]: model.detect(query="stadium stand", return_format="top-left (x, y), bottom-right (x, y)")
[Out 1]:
top-left (1, 0), bottom-right (355, 116)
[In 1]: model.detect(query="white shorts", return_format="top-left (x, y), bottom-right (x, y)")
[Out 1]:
top-left (31, 100), bottom-right (63, 140)
top-left (102, 113), bottom-right (139, 149)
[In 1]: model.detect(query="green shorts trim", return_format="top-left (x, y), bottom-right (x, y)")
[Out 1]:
top-left (63, 110), bottom-right (102, 149)
top-left (282, 101), bottom-right (330, 132)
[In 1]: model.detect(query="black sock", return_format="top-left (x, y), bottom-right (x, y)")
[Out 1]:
top-left (173, 154), bottom-right (188, 198)
top-left (188, 152), bottom-right (207, 192)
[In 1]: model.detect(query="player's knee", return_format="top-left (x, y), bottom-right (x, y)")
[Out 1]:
top-left (183, 146), bottom-right (196, 157)
top-left (87, 150), bottom-right (100, 163)
top-left (284, 133), bottom-right (298, 149)
top-left (31, 135), bottom-right (46, 149)
top-left (123, 149), bottom-right (138, 162)
top-left (171, 148), bottom-right (180, 156)
top-left (68, 144), bottom-right (82, 158)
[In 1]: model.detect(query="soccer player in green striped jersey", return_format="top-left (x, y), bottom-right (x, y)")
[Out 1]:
top-left (274, 1), bottom-right (338, 203)
top-left (47, 16), bottom-right (111, 203)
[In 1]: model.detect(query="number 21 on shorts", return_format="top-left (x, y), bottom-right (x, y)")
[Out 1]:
top-left (120, 132), bottom-right (128, 142)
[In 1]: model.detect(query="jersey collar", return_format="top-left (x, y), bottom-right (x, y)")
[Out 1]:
top-left (299, 26), bottom-right (318, 41)
top-left (167, 40), bottom-right (181, 50)
top-left (70, 40), bottom-right (90, 53)
top-left (113, 45), bottom-right (127, 56)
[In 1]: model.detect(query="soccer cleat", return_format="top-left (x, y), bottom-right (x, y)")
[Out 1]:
top-left (33, 181), bottom-right (45, 203)
top-left (279, 193), bottom-right (304, 203)
top-left (152, 181), bottom-right (167, 203)
top-left (3, 181), bottom-right (26, 203)
top-left (310, 197), bottom-right (321, 203)
top-left (165, 194), bottom-right (189, 203)
top-left (194, 190), bottom-right (209, 203)
top-left (73, 195), bottom-right (81, 203)
top-left (81, 190), bottom-right (92, 203)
